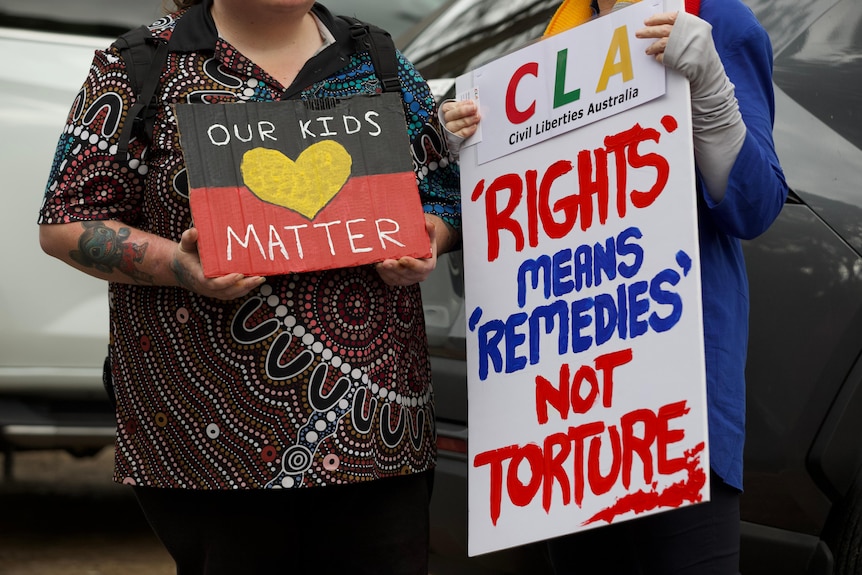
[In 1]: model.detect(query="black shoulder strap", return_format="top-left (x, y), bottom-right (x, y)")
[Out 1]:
top-left (340, 16), bottom-right (401, 92)
top-left (112, 25), bottom-right (169, 157)
top-left (111, 17), bottom-right (399, 157)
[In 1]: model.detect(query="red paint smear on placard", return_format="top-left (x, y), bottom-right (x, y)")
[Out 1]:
top-left (583, 442), bottom-right (707, 526)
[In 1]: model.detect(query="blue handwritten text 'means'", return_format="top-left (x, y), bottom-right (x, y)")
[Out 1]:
top-left (516, 226), bottom-right (644, 307)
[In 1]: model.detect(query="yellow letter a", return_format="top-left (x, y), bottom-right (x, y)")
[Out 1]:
top-left (596, 25), bottom-right (634, 92)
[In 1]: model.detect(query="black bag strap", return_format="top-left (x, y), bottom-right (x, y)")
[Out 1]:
top-left (112, 25), bottom-right (169, 157)
top-left (341, 15), bottom-right (401, 93)
top-left (112, 16), bottom-right (400, 157)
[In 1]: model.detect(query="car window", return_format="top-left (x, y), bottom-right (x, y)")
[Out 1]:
top-left (771, 0), bottom-right (862, 151)
top-left (0, 0), bottom-right (446, 39)
top-left (0, 0), bottom-right (163, 36)
top-left (329, 0), bottom-right (447, 39)
top-left (402, 0), bottom-right (561, 84)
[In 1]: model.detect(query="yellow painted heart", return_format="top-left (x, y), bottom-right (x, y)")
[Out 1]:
top-left (240, 140), bottom-right (353, 220)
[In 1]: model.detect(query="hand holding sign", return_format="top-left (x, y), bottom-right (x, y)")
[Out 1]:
top-left (170, 228), bottom-right (266, 300)
top-left (441, 99), bottom-right (481, 140)
top-left (375, 215), bottom-right (442, 286)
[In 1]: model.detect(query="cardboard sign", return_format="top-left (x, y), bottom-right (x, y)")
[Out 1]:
top-left (175, 93), bottom-right (431, 277)
top-left (456, 0), bottom-right (710, 556)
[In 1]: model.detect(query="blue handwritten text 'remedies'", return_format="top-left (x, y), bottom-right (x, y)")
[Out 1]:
top-left (468, 226), bottom-right (693, 381)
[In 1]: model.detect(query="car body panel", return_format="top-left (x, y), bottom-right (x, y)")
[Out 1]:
top-left (0, 30), bottom-right (116, 455)
top-left (0, 31), bottom-right (112, 385)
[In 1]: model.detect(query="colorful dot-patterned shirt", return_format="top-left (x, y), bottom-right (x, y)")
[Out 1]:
top-left (38, 1), bottom-right (461, 490)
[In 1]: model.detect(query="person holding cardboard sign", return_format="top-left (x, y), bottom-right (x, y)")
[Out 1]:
top-left (37, 0), bottom-right (461, 573)
top-left (442, 0), bottom-right (787, 572)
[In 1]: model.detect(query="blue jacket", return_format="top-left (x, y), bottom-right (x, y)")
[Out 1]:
top-left (696, 0), bottom-right (788, 490)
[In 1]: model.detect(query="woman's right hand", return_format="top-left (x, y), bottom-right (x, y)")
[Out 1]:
top-left (171, 227), bottom-right (265, 300)
top-left (440, 99), bottom-right (481, 139)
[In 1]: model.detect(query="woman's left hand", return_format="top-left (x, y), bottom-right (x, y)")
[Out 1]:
top-left (375, 215), bottom-right (441, 286)
top-left (636, 11), bottom-right (679, 63)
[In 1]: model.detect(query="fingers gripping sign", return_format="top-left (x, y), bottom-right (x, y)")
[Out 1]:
top-left (441, 99), bottom-right (481, 140)
top-left (375, 215), bottom-right (443, 287)
top-left (636, 11), bottom-right (680, 63)
top-left (172, 228), bottom-right (265, 300)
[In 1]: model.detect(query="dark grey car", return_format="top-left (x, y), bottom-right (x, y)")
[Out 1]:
top-left (403, 1), bottom-right (862, 573)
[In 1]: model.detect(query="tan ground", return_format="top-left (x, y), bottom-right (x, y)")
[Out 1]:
top-left (0, 448), bottom-right (487, 575)
top-left (0, 447), bottom-right (174, 575)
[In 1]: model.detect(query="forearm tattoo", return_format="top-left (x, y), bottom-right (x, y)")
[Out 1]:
top-left (70, 221), bottom-right (154, 284)
top-left (170, 256), bottom-right (196, 291)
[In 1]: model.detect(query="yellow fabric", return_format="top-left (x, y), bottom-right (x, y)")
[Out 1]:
top-left (543, 0), bottom-right (642, 37)
top-left (544, 0), bottom-right (594, 37)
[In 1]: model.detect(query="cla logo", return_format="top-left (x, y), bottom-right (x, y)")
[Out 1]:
top-left (505, 25), bottom-right (636, 124)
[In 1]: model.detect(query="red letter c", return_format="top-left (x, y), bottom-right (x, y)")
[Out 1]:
top-left (506, 62), bottom-right (538, 124)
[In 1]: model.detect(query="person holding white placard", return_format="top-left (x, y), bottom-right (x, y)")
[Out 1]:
top-left (442, 0), bottom-right (787, 572)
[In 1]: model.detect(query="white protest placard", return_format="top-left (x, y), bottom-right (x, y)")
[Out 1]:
top-left (456, 0), bottom-right (710, 556)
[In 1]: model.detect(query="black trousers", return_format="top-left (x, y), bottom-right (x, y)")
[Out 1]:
top-left (133, 470), bottom-right (433, 575)
top-left (547, 471), bottom-right (741, 575)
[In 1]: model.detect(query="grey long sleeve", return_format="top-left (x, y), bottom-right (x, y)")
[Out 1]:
top-left (664, 11), bottom-right (746, 202)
